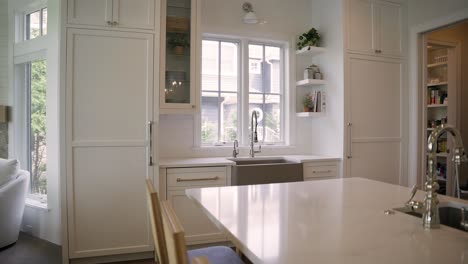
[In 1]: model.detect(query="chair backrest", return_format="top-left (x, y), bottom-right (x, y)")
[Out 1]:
top-left (160, 200), bottom-right (189, 264)
top-left (145, 179), bottom-right (169, 264)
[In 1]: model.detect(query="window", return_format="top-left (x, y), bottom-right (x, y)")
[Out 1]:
top-left (201, 38), bottom-right (285, 146)
top-left (25, 8), bottom-right (47, 40)
top-left (201, 40), bottom-right (239, 144)
top-left (26, 60), bottom-right (48, 203)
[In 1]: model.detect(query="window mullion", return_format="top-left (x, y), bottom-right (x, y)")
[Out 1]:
top-left (217, 41), bottom-right (222, 143)
top-left (242, 40), bottom-right (250, 146)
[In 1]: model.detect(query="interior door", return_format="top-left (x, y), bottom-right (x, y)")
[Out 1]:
top-left (347, 0), bottom-right (375, 54)
top-left (113, 0), bottom-right (155, 30)
top-left (67, 0), bottom-right (112, 27)
top-left (376, 0), bottom-right (402, 57)
top-left (66, 29), bottom-right (154, 258)
top-left (346, 54), bottom-right (402, 184)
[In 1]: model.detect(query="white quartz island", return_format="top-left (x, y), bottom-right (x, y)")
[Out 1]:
top-left (186, 178), bottom-right (468, 264)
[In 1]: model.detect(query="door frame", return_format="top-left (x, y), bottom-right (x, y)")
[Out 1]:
top-left (419, 37), bottom-right (461, 194)
top-left (407, 8), bottom-right (468, 189)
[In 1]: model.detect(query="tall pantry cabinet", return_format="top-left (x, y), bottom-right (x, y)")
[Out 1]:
top-left (344, 0), bottom-right (405, 184)
top-left (65, 0), bottom-right (159, 260)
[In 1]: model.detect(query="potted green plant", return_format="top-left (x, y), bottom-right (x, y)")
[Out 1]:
top-left (302, 94), bottom-right (314, 112)
top-left (168, 33), bottom-right (190, 55)
top-left (297, 28), bottom-right (321, 50)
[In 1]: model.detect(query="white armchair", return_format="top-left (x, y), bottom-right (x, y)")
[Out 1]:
top-left (0, 170), bottom-right (30, 248)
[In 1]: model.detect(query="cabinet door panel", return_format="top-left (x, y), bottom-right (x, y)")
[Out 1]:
top-left (70, 30), bottom-right (152, 142)
top-left (347, 0), bottom-right (375, 54)
top-left (167, 190), bottom-right (225, 245)
top-left (113, 0), bottom-right (155, 30)
top-left (67, 29), bottom-right (154, 258)
top-left (347, 55), bottom-right (402, 184)
top-left (377, 0), bottom-right (402, 57)
top-left (70, 147), bottom-right (151, 257)
top-left (68, 0), bottom-right (112, 26)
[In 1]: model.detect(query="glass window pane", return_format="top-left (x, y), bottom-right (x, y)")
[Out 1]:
top-left (264, 94), bottom-right (281, 142)
top-left (41, 8), bottom-right (48, 35)
top-left (26, 10), bottom-right (41, 40)
top-left (249, 94), bottom-right (264, 142)
top-left (220, 42), bottom-right (238, 92)
top-left (202, 40), bottom-right (219, 92)
top-left (220, 93), bottom-right (237, 142)
top-left (201, 92), bottom-right (219, 144)
top-left (249, 44), bottom-right (263, 93)
top-left (266, 46), bottom-right (281, 94)
top-left (30, 60), bottom-right (47, 198)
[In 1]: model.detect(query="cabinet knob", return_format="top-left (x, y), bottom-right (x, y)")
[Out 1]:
top-left (106, 21), bottom-right (112, 26)
top-left (112, 21), bottom-right (118, 26)
top-left (191, 105), bottom-right (195, 109)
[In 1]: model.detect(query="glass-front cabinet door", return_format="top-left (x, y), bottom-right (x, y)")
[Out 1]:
top-left (160, 0), bottom-right (196, 111)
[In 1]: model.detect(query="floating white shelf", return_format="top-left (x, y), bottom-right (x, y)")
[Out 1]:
top-left (427, 81), bottom-right (448, 87)
top-left (296, 79), bottom-right (327, 87)
top-left (296, 46), bottom-right (326, 56)
top-left (427, 62), bottom-right (448, 68)
top-left (427, 104), bottom-right (448, 108)
top-left (296, 112), bottom-right (325, 117)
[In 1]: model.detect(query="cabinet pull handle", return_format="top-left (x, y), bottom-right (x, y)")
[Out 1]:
top-left (177, 176), bottom-right (219, 182)
top-left (347, 122), bottom-right (353, 159)
top-left (313, 170), bottom-right (332, 173)
top-left (148, 121), bottom-right (154, 166)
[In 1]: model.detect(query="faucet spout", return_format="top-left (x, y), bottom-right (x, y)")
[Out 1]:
top-left (249, 111), bottom-right (261, 157)
top-left (424, 125), bottom-right (467, 229)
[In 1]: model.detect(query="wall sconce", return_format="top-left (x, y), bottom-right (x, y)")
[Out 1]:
top-left (242, 2), bottom-right (266, 25)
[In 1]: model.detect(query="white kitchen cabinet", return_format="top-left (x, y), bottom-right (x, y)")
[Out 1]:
top-left (303, 161), bottom-right (339, 181)
top-left (165, 167), bottom-right (228, 245)
top-left (160, 0), bottom-right (199, 113)
top-left (68, 0), bottom-right (155, 30)
top-left (345, 54), bottom-right (402, 184)
top-left (66, 28), bottom-right (156, 258)
top-left (346, 0), bottom-right (402, 57)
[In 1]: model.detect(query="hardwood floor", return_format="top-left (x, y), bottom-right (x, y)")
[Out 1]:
top-left (0, 232), bottom-right (61, 264)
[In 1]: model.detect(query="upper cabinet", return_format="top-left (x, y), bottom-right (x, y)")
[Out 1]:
top-left (159, 0), bottom-right (198, 112)
top-left (346, 0), bottom-right (402, 57)
top-left (68, 0), bottom-right (155, 30)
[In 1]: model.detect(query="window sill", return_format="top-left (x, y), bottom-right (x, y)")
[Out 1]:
top-left (193, 144), bottom-right (296, 151)
top-left (25, 197), bottom-right (50, 212)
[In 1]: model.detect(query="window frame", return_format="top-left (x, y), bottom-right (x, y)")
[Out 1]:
top-left (201, 38), bottom-right (242, 145)
top-left (24, 7), bottom-right (48, 41)
top-left (198, 35), bottom-right (287, 147)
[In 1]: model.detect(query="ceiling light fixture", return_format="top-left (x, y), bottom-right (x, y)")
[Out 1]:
top-left (242, 2), bottom-right (266, 25)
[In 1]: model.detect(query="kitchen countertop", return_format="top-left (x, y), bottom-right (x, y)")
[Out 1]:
top-left (186, 178), bottom-right (468, 264)
top-left (159, 155), bottom-right (341, 168)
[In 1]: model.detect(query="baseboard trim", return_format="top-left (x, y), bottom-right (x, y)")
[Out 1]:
top-left (70, 251), bottom-right (153, 264)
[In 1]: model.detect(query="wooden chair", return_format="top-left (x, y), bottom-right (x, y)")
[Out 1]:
top-left (145, 179), bottom-right (244, 264)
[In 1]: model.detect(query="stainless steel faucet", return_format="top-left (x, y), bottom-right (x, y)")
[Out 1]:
top-left (232, 140), bottom-right (239, 158)
top-left (422, 125), bottom-right (467, 229)
top-left (249, 111), bottom-right (261, 158)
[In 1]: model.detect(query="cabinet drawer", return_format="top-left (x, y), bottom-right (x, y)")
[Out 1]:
top-left (167, 167), bottom-right (227, 188)
top-left (304, 163), bottom-right (338, 180)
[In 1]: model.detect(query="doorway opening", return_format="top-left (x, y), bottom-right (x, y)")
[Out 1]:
top-left (419, 19), bottom-right (468, 199)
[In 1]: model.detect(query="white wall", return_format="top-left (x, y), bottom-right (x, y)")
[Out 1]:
top-left (407, 0), bottom-right (468, 29)
top-left (159, 0), bottom-right (318, 158)
top-left (407, 0), bottom-right (468, 187)
top-left (7, 0), bottom-right (61, 245)
top-left (0, 0), bottom-right (8, 105)
top-left (306, 0), bottom-right (344, 158)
